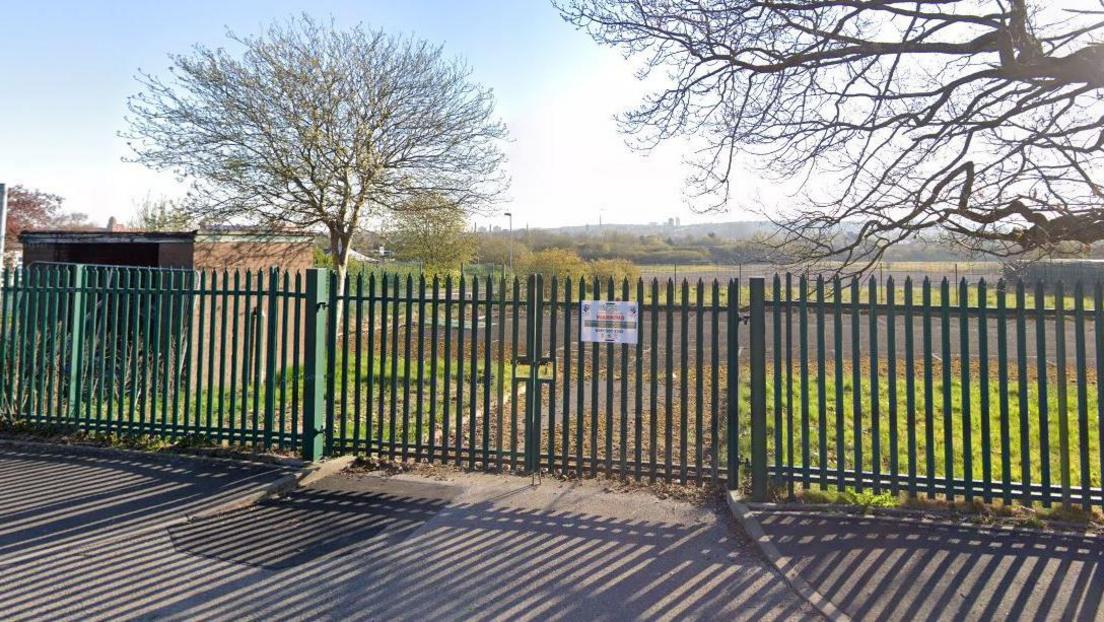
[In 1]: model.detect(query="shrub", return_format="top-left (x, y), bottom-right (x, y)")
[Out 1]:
top-left (588, 258), bottom-right (640, 285)
top-left (313, 246), bottom-right (334, 268)
top-left (636, 249), bottom-right (710, 265)
top-left (518, 248), bottom-right (590, 283)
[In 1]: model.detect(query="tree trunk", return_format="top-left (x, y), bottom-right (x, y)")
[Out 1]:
top-left (329, 229), bottom-right (351, 298)
top-left (329, 229), bottom-right (351, 329)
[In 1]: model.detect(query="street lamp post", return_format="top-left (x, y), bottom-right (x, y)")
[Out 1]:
top-left (504, 211), bottom-right (513, 275)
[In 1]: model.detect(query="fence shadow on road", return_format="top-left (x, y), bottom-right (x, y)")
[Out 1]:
top-left (758, 511), bottom-right (1104, 621)
top-left (0, 483), bottom-right (813, 621)
top-left (0, 445), bottom-right (287, 560)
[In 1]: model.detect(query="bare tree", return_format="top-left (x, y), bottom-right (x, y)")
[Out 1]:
top-left (129, 194), bottom-right (196, 231)
top-left (559, 1), bottom-right (1104, 271)
top-left (124, 15), bottom-right (507, 287)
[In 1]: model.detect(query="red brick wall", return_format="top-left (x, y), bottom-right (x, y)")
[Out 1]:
top-left (158, 243), bottom-right (194, 268)
top-left (193, 239), bottom-right (314, 274)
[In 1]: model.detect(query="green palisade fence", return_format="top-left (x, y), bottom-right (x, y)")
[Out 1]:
top-left (760, 274), bottom-right (1103, 509)
top-left (1, 265), bottom-right (1102, 509)
top-left (0, 264), bottom-right (307, 451)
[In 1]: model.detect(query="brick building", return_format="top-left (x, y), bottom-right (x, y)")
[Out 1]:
top-left (19, 228), bottom-right (315, 273)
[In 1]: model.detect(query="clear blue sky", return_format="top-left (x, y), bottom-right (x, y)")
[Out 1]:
top-left (0, 0), bottom-right (752, 229)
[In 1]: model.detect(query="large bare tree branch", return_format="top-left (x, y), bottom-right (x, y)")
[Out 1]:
top-left (558, 0), bottom-right (1104, 272)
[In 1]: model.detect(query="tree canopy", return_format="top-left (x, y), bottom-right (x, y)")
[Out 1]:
top-left (4, 185), bottom-right (90, 249)
top-left (387, 194), bottom-right (476, 276)
top-left (124, 15), bottom-right (507, 284)
top-left (559, 1), bottom-right (1104, 271)
top-left (518, 247), bottom-right (592, 282)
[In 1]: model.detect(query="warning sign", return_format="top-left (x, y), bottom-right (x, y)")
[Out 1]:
top-left (580, 300), bottom-right (639, 344)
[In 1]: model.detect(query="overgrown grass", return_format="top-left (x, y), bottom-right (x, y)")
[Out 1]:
top-left (328, 353), bottom-right (517, 449)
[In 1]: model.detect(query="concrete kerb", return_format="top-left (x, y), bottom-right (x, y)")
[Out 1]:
top-left (743, 498), bottom-right (1102, 539)
top-left (187, 453), bottom-right (356, 519)
top-left (725, 492), bottom-right (851, 622)
top-left (728, 496), bottom-right (1104, 622)
top-left (0, 439), bottom-right (355, 565)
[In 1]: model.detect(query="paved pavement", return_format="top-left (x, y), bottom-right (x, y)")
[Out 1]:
top-left (753, 509), bottom-right (1104, 621)
top-left (0, 446), bottom-right (815, 621)
top-left (0, 442), bottom-right (295, 563)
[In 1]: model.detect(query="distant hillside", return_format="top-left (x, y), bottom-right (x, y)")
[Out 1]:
top-left (503, 220), bottom-right (987, 264)
top-left (539, 221), bottom-right (778, 240)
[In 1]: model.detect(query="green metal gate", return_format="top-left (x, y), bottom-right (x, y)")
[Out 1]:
top-left (519, 274), bottom-right (549, 474)
top-left (325, 271), bottom-right (739, 485)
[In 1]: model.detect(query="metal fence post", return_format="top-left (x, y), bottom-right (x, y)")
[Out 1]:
top-left (749, 277), bottom-right (769, 501)
top-left (263, 268), bottom-right (279, 448)
top-left (524, 274), bottom-right (541, 473)
top-left (302, 268), bottom-right (330, 461)
top-left (726, 278), bottom-right (740, 490)
top-left (66, 264), bottom-right (87, 419)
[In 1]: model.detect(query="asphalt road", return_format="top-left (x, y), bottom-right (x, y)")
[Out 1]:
top-left (0, 442), bottom-right (294, 563)
top-left (0, 450), bottom-right (815, 621)
top-left (754, 509), bottom-right (1104, 621)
